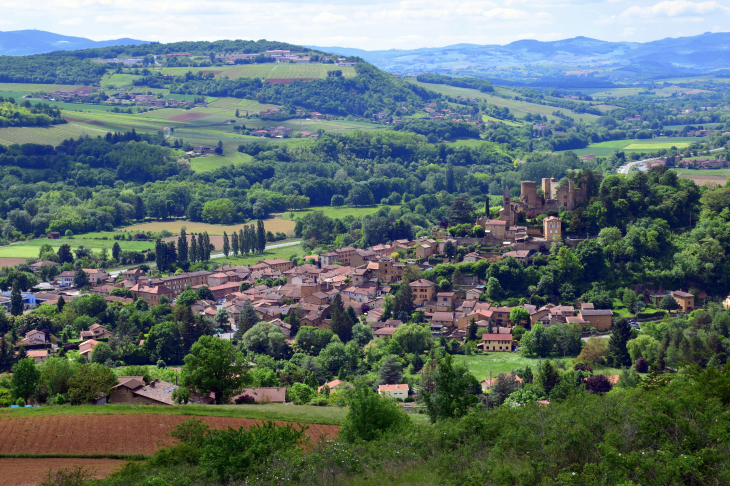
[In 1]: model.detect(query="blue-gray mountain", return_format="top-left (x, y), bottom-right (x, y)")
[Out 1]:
top-left (309, 32), bottom-right (730, 84)
top-left (0, 30), bottom-right (147, 56)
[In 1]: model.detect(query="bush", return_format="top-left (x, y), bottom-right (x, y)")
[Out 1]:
top-left (585, 374), bottom-right (613, 394)
top-left (574, 364), bottom-right (593, 372)
top-left (16, 398), bottom-right (25, 406)
top-left (157, 360), bottom-right (166, 369)
top-left (635, 356), bottom-right (649, 373)
top-left (234, 394), bottom-right (256, 404)
top-left (309, 396), bottom-right (329, 406)
top-left (340, 382), bottom-right (409, 442)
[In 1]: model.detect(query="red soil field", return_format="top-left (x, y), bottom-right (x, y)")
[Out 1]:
top-left (0, 258), bottom-right (29, 268)
top-left (166, 112), bottom-right (212, 122)
top-left (266, 78), bottom-right (316, 85)
top-left (0, 458), bottom-right (127, 486)
top-left (0, 415), bottom-right (339, 456)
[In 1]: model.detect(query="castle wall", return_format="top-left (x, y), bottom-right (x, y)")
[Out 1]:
top-left (520, 181), bottom-right (539, 209)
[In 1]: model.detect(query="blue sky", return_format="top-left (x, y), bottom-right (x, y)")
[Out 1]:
top-left (1, 0), bottom-right (729, 49)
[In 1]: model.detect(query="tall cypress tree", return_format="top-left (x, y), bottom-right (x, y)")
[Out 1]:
top-left (197, 233), bottom-right (205, 261)
top-left (178, 228), bottom-right (188, 263)
top-left (608, 318), bottom-right (633, 368)
top-left (223, 232), bottom-right (230, 258)
top-left (231, 231), bottom-right (239, 256)
top-left (485, 196), bottom-right (490, 218)
top-left (10, 280), bottom-right (23, 316)
top-left (189, 234), bottom-right (198, 264)
top-left (256, 220), bottom-right (266, 254)
top-left (166, 241), bottom-right (177, 267)
top-left (203, 232), bottom-right (211, 261)
top-left (239, 229), bottom-right (245, 255)
top-left (155, 239), bottom-right (166, 271)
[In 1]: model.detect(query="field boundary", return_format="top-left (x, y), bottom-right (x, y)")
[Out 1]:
top-left (0, 453), bottom-right (148, 460)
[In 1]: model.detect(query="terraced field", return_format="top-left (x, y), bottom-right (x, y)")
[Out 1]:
top-left (0, 82), bottom-right (83, 92)
top-left (160, 63), bottom-right (356, 80)
top-left (208, 97), bottom-right (280, 112)
top-left (405, 79), bottom-right (601, 122)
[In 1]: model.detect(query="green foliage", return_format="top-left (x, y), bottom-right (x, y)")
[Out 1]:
top-left (180, 335), bottom-right (249, 404)
top-left (422, 354), bottom-right (481, 422)
top-left (11, 357), bottom-right (40, 401)
top-left (67, 363), bottom-right (117, 404)
top-left (240, 322), bottom-right (289, 359)
top-left (340, 382), bottom-right (409, 442)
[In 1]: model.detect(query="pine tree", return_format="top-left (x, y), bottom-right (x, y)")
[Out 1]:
top-left (231, 232), bottom-right (239, 256)
top-left (235, 108), bottom-right (240, 118)
top-left (608, 318), bottom-right (633, 368)
top-left (73, 268), bottom-right (89, 289)
top-left (57, 244), bottom-right (74, 264)
top-left (239, 229), bottom-right (246, 254)
top-left (305, 371), bottom-right (319, 389)
top-left (178, 228), bottom-right (188, 263)
top-left (256, 220), bottom-right (266, 254)
top-left (10, 280), bottom-right (23, 316)
top-left (189, 234), bottom-right (198, 263)
top-left (223, 232), bottom-right (230, 257)
top-left (57, 295), bottom-right (65, 313)
top-left (485, 195), bottom-right (490, 217)
top-left (393, 283), bottom-right (416, 321)
top-left (329, 294), bottom-right (353, 342)
top-left (234, 302), bottom-right (259, 340)
top-left (467, 317), bottom-right (477, 341)
top-left (112, 242), bottom-right (121, 262)
top-left (134, 195), bottom-right (145, 220)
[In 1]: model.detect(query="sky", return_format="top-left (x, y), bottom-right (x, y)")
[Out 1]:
top-left (1, 0), bottom-right (729, 50)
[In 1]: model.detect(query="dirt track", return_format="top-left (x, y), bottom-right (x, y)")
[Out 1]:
top-left (0, 458), bottom-right (127, 486)
top-left (0, 415), bottom-right (339, 455)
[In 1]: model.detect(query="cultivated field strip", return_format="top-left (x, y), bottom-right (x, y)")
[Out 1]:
top-left (0, 415), bottom-right (339, 456)
top-left (0, 458), bottom-right (127, 486)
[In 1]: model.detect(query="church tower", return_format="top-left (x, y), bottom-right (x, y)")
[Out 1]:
top-left (499, 185), bottom-right (515, 226)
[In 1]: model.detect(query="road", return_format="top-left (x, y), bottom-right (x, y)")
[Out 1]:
top-left (108, 240), bottom-right (302, 276)
top-left (617, 147), bottom-right (724, 175)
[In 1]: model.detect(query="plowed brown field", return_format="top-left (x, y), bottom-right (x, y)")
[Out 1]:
top-left (0, 458), bottom-right (126, 486)
top-left (0, 415), bottom-right (339, 456)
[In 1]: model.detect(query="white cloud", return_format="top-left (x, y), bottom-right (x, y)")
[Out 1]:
top-left (59, 17), bottom-right (84, 25)
top-left (482, 8), bottom-right (529, 20)
top-left (595, 15), bottom-right (616, 25)
top-left (312, 12), bottom-right (348, 23)
top-left (623, 27), bottom-right (636, 36)
top-left (621, 1), bottom-right (729, 18)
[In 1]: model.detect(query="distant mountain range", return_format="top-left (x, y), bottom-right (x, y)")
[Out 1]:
top-left (0, 30), bottom-right (147, 56)
top-left (309, 32), bottom-right (730, 83)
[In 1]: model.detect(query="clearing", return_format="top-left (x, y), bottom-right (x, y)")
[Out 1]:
top-left (159, 63), bottom-right (357, 81)
top-left (0, 236), bottom-right (155, 259)
top-left (453, 353), bottom-right (622, 380)
top-left (119, 218), bottom-right (295, 236)
top-left (280, 205), bottom-right (400, 221)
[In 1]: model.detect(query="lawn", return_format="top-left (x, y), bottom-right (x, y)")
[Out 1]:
top-left (624, 142), bottom-right (691, 150)
top-left (217, 241), bottom-right (304, 266)
top-left (453, 353), bottom-right (622, 381)
top-left (0, 236), bottom-right (155, 258)
top-left (280, 205), bottom-right (400, 221)
top-left (0, 124), bottom-right (105, 146)
top-left (562, 137), bottom-right (709, 157)
top-left (0, 403), bottom-right (347, 425)
top-left (119, 218), bottom-right (296, 236)
top-left (0, 82), bottom-right (83, 92)
top-left (482, 114), bottom-right (522, 127)
top-left (190, 151), bottom-right (254, 172)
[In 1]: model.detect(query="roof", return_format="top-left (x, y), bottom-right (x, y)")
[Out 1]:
top-left (431, 312), bottom-right (454, 322)
top-left (379, 384), bottom-right (408, 392)
top-left (544, 216), bottom-right (561, 222)
top-left (235, 387), bottom-right (286, 403)
top-left (482, 333), bottom-right (514, 341)
top-left (318, 379), bottom-right (345, 393)
top-left (373, 327), bottom-right (397, 337)
top-left (484, 219), bottom-right (507, 226)
top-left (26, 350), bottom-right (49, 358)
top-left (409, 279), bottom-right (435, 287)
top-left (672, 290), bottom-right (694, 298)
top-left (129, 380), bottom-right (179, 405)
top-left (579, 309), bottom-right (613, 316)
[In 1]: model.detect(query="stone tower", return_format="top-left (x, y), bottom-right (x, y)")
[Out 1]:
top-left (499, 185), bottom-right (515, 226)
top-left (520, 181), bottom-right (538, 209)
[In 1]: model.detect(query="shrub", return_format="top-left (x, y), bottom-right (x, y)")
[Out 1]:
top-left (16, 398), bottom-right (25, 406)
top-left (635, 356), bottom-right (649, 373)
top-left (574, 364), bottom-right (593, 373)
top-left (309, 396), bottom-right (329, 406)
top-left (340, 382), bottom-right (408, 442)
top-left (234, 394), bottom-right (256, 404)
top-left (585, 374), bottom-right (613, 394)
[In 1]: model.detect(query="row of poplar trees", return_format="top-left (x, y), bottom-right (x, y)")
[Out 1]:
top-left (155, 230), bottom-right (213, 271)
top-left (222, 220), bottom-right (267, 258)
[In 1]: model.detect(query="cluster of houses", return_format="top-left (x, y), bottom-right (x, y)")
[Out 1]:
top-left (647, 154), bottom-right (727, 170)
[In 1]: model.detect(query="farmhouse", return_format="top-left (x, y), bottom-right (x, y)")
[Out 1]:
top-left (378, 384), bottom-right (409, 399)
